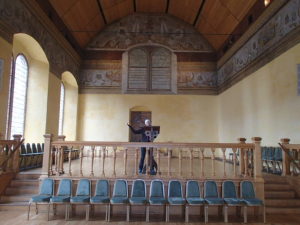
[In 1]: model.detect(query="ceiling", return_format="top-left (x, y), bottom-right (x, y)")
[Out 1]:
top-left (38, 0), bottom-right (269, 53)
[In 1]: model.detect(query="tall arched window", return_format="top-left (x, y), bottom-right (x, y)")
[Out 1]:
top-left (58, 83), bottom-right (65, 135)
top-left (9, 54), bottom-right (29, 138)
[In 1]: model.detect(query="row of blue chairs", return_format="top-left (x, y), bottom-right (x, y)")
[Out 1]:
top-left (20, 143), bottom-right (44, 170)
top-left (262, 147), bottom-right (282, 174)
top-left (28, 179), bottom-right (265, 223)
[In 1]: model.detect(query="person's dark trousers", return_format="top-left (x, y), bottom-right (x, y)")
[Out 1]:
top-left (139, 147), bottom-right (146, 172)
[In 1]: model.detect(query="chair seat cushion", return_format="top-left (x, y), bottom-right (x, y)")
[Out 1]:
top-left (70, 196), bottom-right (90, 203)
top-left (205, 198), bottom-right (224, 205)
top-left (243, 198), bottom-right (263, 206)
top-left (51, 196), bottom-right (70, 203)
top-left (168, 197), bottom-right (185, 205)
top-left (224, 198), bottom-right (245, 205)
top-left (110, 197), bottom-right (129, 204)
top-left (90, 196), bottom-right (110, 204)
top-left (129, 197), bottom-right (148, 204)
top-left (31, 195), bottom-right (51, 203)
top-left (149, 197), bottom-right (166, 205)
top-left (186, 197), bottom-right (205, 205)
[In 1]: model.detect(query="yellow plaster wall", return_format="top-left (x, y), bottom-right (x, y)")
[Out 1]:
top-left (0, 37), bottom-right (12, 138)
top-left (218, 43), bottom-right (300, 145)
top-left (77, 94), bottom-right (219, 142)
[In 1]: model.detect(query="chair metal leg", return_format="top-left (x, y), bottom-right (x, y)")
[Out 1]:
top-left (185, 205), bottom-right (189, 223)
top-left (243, 206), bottom-right (247, 223)
top-left (53, 203), bottom-right (57, 216)
top-left (224, 205), bottom-right (228, 223)
top-left (166, 205), bottom-right (169, 222)
top-left (146, 205), bottom-right (149, 222)
top-left (126, 205), bottom-right (130, 222)
top-left (86, 205), bottom-right (90, 221)
top-left (108, 204), bottom-right (111, 221)
top-left (35, 203), bottom-right (38, 215)
top-left (105, 204), bottom-right (108, 221)
top-left (65, 204), bottom-right (68, 221)
top-left (205, 205), bottom-right (208, 223)
top-left (47, 204), bottom-right (50, 221)
top-left (27, 203), bottom-right (31, 220)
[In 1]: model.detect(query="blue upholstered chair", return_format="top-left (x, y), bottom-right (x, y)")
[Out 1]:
top-left (185, 180), bottom-right (205, 222)
top-left (204, 180), bottom-right (225, 223)
top-left (70, 179), bottom-right (91, 221)
top-left (129, 179), bottom-right (148, 221)
top-left (148, 179), bottom-right (167, 222)
top-left (166, 180), bottom-right (185, 222)
top-left (50, 179), bottom-right (72, 220)
top-left (27, 178), bottom-right (54, 221)
top-left (222, 180), bottom-right (246, 223)
top-left (89, 180), bottom-right (110, 221)
top-left (109, 179), bottom-right (129, 221)
top-left (240, 181), bottom-right (265, 223)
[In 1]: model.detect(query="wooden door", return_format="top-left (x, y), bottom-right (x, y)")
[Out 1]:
top-left (129, 111), bottom-right (151, 142)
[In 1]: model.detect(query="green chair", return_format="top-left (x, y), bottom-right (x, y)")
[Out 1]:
top-left (241, 180), bottom-right (265, 223)
top-left (89, 180), bottom-right (110, 221)
top-left (129, 179), bottom-right (148, 221)
top-left (50, 179), bottom-right (72, 220)
top-left (27, 178), bottom-right (54, 220)
top-left (185, 180), bottom-right (205, 222)
top-left (70, 179), bottom-right (91, 221)
top-left (148, 179), bottom-right (167, 222)
top-left (109, 179), bottom-right (129, 221)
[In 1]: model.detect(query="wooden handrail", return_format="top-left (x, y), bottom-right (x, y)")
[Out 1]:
top-left (278, 143), bottom-right (300, 172)
top-left (0, 139), bottom-right (24, 171)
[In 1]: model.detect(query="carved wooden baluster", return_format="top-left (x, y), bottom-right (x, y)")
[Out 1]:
top-left (244, 149), bottom-right (248, 177)
top-left (101, 146), bottom-right (106, 177)
top-left (145, 147), bottom-right (149, 175)
top-left (157, 148), bottom-right (161, 176)
top-left (49, 147), bottom-right (53, 175)
top-left (135, 148), bottom-right (139, 176)
top-left (200, 148), bottom-right (205, 177)
top-left (113, 147), bottom-right (117, 176)
top-left (124, 148), bottom-right (128, 176)
top-left (168, 148), bottom-right (171, 177)
top-left (232, 148), bottom-right (237, 177)
top-left (59, 147), bottom-right (64, 175)
top-left (55, 147), bottom-right (59, 175)
top-left (90, 146), bottom-right (95, 177)
top-left (211, 148), bottom-right (216, 177)
top-left (79, 146), bottom-right (84, 177)
top-left (68, 146), bottom-right (72, 176)
top-left (222, 148), bottom-right (226, 178)
top-left (179, 149), bottom-right (182, 177)
top-left (189, 148), bottom-right (194, 178)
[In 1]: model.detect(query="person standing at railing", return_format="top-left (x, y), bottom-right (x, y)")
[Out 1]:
top-left (127, 119), bottom-right (157, 175)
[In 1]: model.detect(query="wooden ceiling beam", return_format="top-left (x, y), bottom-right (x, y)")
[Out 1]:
top-left (133, 0), bottom-right (137, 12)
top-left (96, 0), bottom-right (107, 24)
top-left (165, 0), bottom-right (170, 13)
top-left (193, 0), bottom-right (206, 26)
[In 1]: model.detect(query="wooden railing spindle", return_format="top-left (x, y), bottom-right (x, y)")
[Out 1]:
top-left (90, 146), bottom-right (95, 177)
top-left (222, 148), bottom-right (226, 177)
top-left (124, 148), bottom-right (127, 176)
top-left (211, 148), bottom-right (216, 177)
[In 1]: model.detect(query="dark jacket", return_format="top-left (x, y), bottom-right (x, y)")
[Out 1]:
top-left (128, 125), bottom-right (150, 142)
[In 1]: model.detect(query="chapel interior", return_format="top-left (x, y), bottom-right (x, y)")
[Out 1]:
top-left (0, 0), bottom-right (300, 224)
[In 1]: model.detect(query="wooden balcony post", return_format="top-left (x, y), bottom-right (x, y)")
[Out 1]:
top-left (57, 135), bottom-right (66, 175)
top-left (281, 138), bottom-right (291, 176)
top-left (90, 146), bottom-right (95, 177)
top-left (79, 146), bottom-right (84, 177)
top-left (41, 134), bottom-right (53, 178)
top-left (232, 148), bottom-right (237, 177)
top-left (221, 148), bottom-right (226, 178)
top-left (113, 147), bottom-right (117, 176)
top-left (168, 148), bottom-right (171, 177)
top-left (189, 148), bottom-right (194, 178)
top-left (68, 148), bottom-right (72, 176)
top-left (211, 148), bottom-right (216, 177)
top-left (179, 149), bottom-right (182, 177)
top-left (12, 134), bottom-right (22, 173)
top-left (238, 138), bottom-right (246, 176)
top-left (101, 146), bottom-right (106, 177)
top-left (135, 148), bottom-right (139, 176)
top-left (157, 148), bottom-right (161, 176)
top-left (200, 148), bottom-right (205, 177)
top-left (124, 148), bottom-right (128, 176)
top-left (252, 137), bottom-right (262, 179)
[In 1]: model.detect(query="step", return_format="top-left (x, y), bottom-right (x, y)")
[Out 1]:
top-left (265, 183), bottom-right (292, 191)
top-left (0, 194), bottom-right (32, 202)
top-left (266, 207), bottom-right (300, 214)
top-left (265, 191), bottom-right (296, 199)
top-left (263, 175), bottom-right (287, 183)
top-left (10, 179), bottom-right (39, 187)
top-left (5, 186), bottom-right (38, 195)
top-left (266, 199), bottom-right (300, 207)
top-left (15, 173), bottom-right (40, 180)
top-left (0, 202), bottom-right (28, 211)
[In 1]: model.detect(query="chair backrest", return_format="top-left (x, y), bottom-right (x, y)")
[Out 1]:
top-left (112, 179), bottom-right (128, 197)
top-left (274, 147), bottom-right (282, 161)
top-left (95, 180), bottom-right (109, 197)
top-left (186, 180), bottom-right (201, 198)
top-left (26, 143), bottom-right (32, 154)
top-left (168, 180), bottom-right (183, 198)
top-left (57, 179), bottom-right (72, 196)
top-left (222, 180), bottom-right (237, 198)
top-left (21, 144), bottom-right (27, 154)
top-left (37, 143), bottom-right (43, 153)
top-left (150, 179), bottom-right (165, 198)
top-left (131, 179), bottom-right (146, 198)
top-left (241, 181), bottom-right (256, 199)
top-left (39, 178), bottom-right (54, 195)
top-left (204, 180), bottom-right (219, 198)
top-left (32, 143), bottom-right (37, 153)
top-left (76, 179), bottom-right (90, 196)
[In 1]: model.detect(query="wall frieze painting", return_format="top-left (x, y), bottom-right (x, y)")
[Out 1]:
top-left (218, 0), bottom-right (300, 86)
top-left (87, 14), bottom-right (214, 52)
top-left (0, 0), bottom-right (80, 78)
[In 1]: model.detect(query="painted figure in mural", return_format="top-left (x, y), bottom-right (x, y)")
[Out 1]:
top-left (127, 119), bottom-right (158, 175)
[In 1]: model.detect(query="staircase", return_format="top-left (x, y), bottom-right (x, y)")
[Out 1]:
top-left (264, 175), bottom-right (300, 214)
top-left (0, 173), bottom-right (40, 211)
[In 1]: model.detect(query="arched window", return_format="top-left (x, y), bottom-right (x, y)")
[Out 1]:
top-left (58, 83), bottom-right (65, 135)
top-left (9, 54), bottom-right (29, 138)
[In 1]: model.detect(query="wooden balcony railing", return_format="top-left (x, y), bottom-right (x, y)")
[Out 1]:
top-left (41, 135), bottom-right (263, 180)
top-left (279, 138), bottom-right (300, 176)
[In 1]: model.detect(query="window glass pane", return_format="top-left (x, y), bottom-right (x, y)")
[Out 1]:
top-left (58, 83), bottom-right (65, 135)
